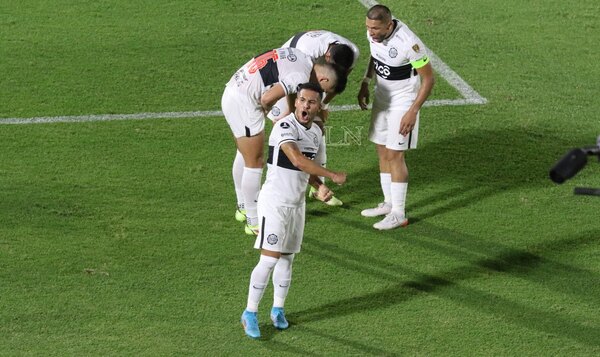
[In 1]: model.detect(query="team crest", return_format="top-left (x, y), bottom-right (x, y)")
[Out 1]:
top-left (389, 47), bottom-right (398, 58)
top-left (312, 134), bottom-right (319, 146)
top-left (271, 106), bottom-right (281, 117)
top-left (280, 122), bottom-right (290, 129)
top-left (412, 44), bottom-right (420, 53)
top-left (287, 54), bottom-right (297, 62)
top-left (267, 234), bottom-right (278, 245)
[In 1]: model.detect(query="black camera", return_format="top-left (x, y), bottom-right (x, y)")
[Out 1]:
top-left (549, 136), bottom-right (600, 196)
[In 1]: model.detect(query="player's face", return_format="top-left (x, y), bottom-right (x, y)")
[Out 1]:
top-left (366, 18), bottom-right (393, 42)
top-left (295, 89), bottom-right (321, 125)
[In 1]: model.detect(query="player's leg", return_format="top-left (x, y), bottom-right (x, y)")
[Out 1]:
top-left (373, 107), bottom-right (417, 230)
top-left (271, 253), bottom-right (293, 329)
top-left (222, 87), bottom-right (265, 233)
top-left (236, 134), bottom-right (264, 235)
top-left (270, 205), bottom-right (304, 329)
top-left (242, 201), bottom-right (284, 339)
top-left (232, 150), bottom-right (246, 222)
top-left (361, 106), bottom-right (393, 217)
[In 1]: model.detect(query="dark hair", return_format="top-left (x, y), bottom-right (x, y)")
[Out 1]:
top-left (367, 4), bottom-right (392, 22)
top-left (297, 82), bottom-right (324, 99)
top-left (331, 64), bottom-right (348, 94)
top-left (329, 44), bottom-right (354, 71)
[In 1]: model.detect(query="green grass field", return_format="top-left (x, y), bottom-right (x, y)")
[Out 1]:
top-left (1, 0), bottom-right (599, 355)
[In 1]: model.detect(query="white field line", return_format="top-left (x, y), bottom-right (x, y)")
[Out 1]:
top-left (0, 0), bottom-right (486, 125)
top-left (0, 100), bottom-right (478, 125)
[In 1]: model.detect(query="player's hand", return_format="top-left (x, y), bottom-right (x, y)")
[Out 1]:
top-left (357, 83), bottom-right (370, 110)
top-left (399, 110), bottom-right (417, 136)
top-left (331, 172), bottom-right (347, 185)
top-left (316, 185), bottom-right (334, 202)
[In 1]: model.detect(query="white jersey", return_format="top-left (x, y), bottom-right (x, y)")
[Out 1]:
top-left (283, 30), bottom-right (360, 69)
top-left (226, 47), bottom-right (313, 106)
top-left (368, 19), bottom-right (429, 108)
top-left (261, 113), bottom-right (324, 207)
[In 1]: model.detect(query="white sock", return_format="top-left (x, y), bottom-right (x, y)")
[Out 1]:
top-left (232, 151), bottom-right (245, 209)
top-left (319, 138), bottom-right (327, 184)
top-left (390, 182), bottom-right (407, 216)
top-left (380, 173), bottom-right (392, 204)
top-left (272, 254), bottom-right (294, 308)
top-left (242, 167), bottom-right (263, 226)
top-left (247, 255), bottom-right (279, 312)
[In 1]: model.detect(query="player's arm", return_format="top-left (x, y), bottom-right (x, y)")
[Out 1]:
top-left (409, 62), bottom-right (435, 115)
top-left (280, 142), bottom-right (346, 185)
top-left (260, 83), bottom-right (286, 114)
top-left (283, 93), bottom-right (296, 119)
top-left (399, 61), bottom-right (435, 136)
top-left (357, 56), bottom-right (375, 110)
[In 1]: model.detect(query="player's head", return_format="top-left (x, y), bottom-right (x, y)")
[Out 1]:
top-left (313, 59), bottom-right (347, 95)
top-left (366, 5), bottom-right (394, 43)
top-left (295, 82), bottom-right (323, 125)
top-left (326, 44), bottom-right (354, 72)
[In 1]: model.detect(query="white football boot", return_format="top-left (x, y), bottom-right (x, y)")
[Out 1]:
top-left (360, 202), bottom-right (392, 217)
top-left (373, 212), bottom-right (409, 230)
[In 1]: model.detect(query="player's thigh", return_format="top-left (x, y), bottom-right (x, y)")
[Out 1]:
top-left (384, 107), bottom-right (420, 151)
top-left (368, 104), bottom-right (389, 146)
top-left (255, 199), bottom-right (287, 253)
top-left (222, 86), bottom-right (265, 138)
top-left (281, 205), bottom-right (305, 254)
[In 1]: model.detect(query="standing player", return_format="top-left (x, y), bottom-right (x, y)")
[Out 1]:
top-left (240, 83), bottom-right (347, 339)
top-left (357, 5), bottom-right (435, 230)
top-left (269, 30), bottom-right (360, 206)
top-left (222, 47), bottom-right (345, 235)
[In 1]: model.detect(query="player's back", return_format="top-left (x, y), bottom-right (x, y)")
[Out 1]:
top-left (226, 48), bottom-right (313, 104)
top-left (283, 30), bottom-right (360, 69)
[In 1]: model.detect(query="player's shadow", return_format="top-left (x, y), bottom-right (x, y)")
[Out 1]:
top-left (288, 227), bottom-right (600, 349)
top-left (328, 127), bottom-right (579, 224)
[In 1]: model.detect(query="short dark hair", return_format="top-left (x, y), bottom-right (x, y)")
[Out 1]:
top-left (297, 82), bottom-right (324, 100)
top-left (331, 64), bottom-right (348, 94)
top-left (367, 4), bottom-right (392, 22)
top-left (329, 44), bottom-right (354, 71)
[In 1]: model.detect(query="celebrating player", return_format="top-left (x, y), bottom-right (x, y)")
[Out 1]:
top-left (268, 30), bottom-right (359, 206)
top-left (357, 4), bottom-right (435, 229)
top-left (222, 48), bottom-right (346, 235)
top-left (240, 83), bottom-right (347, 339)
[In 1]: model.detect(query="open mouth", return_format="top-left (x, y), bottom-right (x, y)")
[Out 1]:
top-left (301, 111), bottom-right (309, 121)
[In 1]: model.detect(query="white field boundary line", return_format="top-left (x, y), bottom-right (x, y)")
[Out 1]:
top-left (0, 1), bottom-right (485, 125)
top-left (0, 100), bottom-right (477, 125)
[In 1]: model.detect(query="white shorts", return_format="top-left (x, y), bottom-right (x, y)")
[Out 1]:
top-left (368, 104), bottom-right (419, 151)
top-left (221, 85), bottom-right (265, 138)
top-left (255, 197), bottom-right (305, 254)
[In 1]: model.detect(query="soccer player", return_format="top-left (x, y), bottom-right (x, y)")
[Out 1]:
top-left (222, 47), bottom-right (346, 235)
top-left (240, 82), bottom-right (347, 339)
top-left (268, 30), bottom-right (360, 206)
top-left (357, 4), bottom-right (435, 230)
